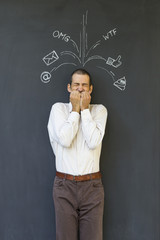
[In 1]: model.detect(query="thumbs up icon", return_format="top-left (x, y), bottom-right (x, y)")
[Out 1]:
top-left (106, 55), bottom-right (122, 68)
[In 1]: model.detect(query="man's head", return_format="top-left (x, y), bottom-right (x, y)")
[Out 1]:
top-left (67, 69), bottom-right (93, 94)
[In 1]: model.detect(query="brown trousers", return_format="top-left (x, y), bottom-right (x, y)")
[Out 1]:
top-left (53, 176), bottom-right (104, 240)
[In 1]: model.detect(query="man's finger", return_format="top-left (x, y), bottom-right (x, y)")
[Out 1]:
top-left (81, 92), bottom-right (90, 98)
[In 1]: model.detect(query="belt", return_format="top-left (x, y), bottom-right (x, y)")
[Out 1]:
top-left (56, 171), bottom-right (102, 181)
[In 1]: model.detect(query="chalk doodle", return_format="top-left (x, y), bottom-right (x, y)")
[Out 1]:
top-left (102, 28), bottom-right (117, 40)
top-left (113, 77), bottom-right (126, 91)
top-left (43, 50), bottom-right (59, 66)
top-left (53, 30), bottom-right (70, 42)
top-left (40, 11), bottom-right (127, 91)
top-left (40, 71), bottom-right (52, 83)
top-left (106, 55), bottom-right (122, 68)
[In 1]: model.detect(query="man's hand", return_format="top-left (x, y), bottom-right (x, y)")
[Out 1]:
top-left (70, 91), bottom-right (81, 113)
top-left (80, 92), bottom-right (91, 111)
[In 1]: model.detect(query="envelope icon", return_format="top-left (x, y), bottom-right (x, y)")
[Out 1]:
top-left (113, 76), bottom-right (126, 91)
top-left (43, 50), bottom-right (59, 66)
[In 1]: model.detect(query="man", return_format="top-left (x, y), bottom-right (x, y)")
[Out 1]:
top-left (47, 69), bottom-right (108, 240)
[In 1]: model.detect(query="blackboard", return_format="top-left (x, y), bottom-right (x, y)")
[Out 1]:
top-left (0, 0), bottom-right (159, 239)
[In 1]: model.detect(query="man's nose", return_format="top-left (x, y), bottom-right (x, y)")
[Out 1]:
top-left (78, 85), bottom-right (83, 92)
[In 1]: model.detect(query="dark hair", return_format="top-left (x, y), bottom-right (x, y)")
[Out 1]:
top-left (70, 68), bottom-right (93, 86)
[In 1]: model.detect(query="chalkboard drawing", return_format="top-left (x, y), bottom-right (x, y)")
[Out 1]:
top-left (113, 77), bottom-right (126, 91)
top-left (40, 71), bottom-right (52, 83)
top-left (43, 50), bottom-right (59, 66)
top-left (40, 11), bottom-right (127, 91)
top-left (53, 30), bottom-right (71, 43)
top-left (102, 28), bottom-right (117, 40)
top-left (106, 55), bottom-right (122, 68)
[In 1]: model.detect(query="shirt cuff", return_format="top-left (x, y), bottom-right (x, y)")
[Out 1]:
top-left (81, 108), bottom-right (92, 121)
top-left (68, 111), bottom-right (80, 122)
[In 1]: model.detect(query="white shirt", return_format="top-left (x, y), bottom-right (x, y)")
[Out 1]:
top-left (47, 102), bottom-right (108, 175)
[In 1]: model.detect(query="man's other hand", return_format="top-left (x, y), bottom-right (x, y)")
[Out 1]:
top-left (80, 92), bottom-right (91, 111)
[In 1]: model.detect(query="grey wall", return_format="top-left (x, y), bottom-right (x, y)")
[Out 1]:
top-left (0, 0), bottom-right (159, 240)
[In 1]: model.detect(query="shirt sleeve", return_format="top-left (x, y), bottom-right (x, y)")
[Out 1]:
top-left (81, 105), bottom-right (108, 149)
top-left (47, 103), bottom-right (80, 148)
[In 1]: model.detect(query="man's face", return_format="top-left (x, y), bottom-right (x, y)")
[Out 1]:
top-left (67, 73), bottom-right (93, 94)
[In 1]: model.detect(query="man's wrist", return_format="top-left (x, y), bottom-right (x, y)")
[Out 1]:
top-left (72, 106), bottom-right (80, 113)
top-left (81, 106), bottom-right (89, 111)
